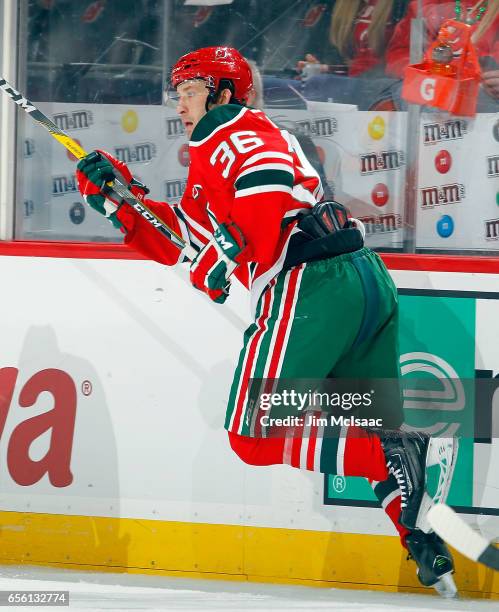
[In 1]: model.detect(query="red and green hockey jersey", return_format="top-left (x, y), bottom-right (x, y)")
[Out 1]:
top-left (117, 104), bottom-right (323, 314)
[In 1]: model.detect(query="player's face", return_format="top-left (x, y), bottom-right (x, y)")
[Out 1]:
top-left (175, 80), bottom-right (210, 137)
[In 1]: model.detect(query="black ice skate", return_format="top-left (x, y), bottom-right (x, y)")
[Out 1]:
top-left (381, 432), bottom-right (429, 530)
top-left (406, 529), bottom-right (457, 598)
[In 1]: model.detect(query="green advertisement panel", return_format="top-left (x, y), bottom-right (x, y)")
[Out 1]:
top-left (325, 291), bottom-right (476, 511)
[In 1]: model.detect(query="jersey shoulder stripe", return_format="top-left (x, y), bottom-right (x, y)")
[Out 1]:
top-left (241, 152), bottom-right (293, 168)
top-left (235, 169), bottom-right (294, 192)
top-left (235, 184), bottom-right (292, 199)
top-left (190, 104), bottom-right (248, 147)
top-left (236, 162), bottom-right (294, 184)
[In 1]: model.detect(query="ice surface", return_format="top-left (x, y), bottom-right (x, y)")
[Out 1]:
top-left (0, 566), bottom-right (496, 612)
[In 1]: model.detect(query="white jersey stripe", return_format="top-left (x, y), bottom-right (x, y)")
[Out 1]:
top-left (186, 231), bottom-right (204, 251)
top-left (235, 284), bottom-right (275, 433)
top-left (336, 425), bottom-right (348, 476)
top-left (283, 435), bottom-right (293, 465)
top-left (274, 266), bottom-right (304, 378)
top-left (313, 182), bottom-right (324, 200)
top-left (174, 208), bottom-right (206, 257)
top-left (314, 423), bottom-right (324, 471)
top-left (380, 488), bottom-right (401, 510)
top-left (236, 283), bottom-right (277, 434)
top-left (249, 225), bottom-right (300, 318)
top-left (177, 203), bottom-right (212, 241)
top-left (254, 268), bottom-right (301, 439)
top-left (173, 211), bottom-right (192, 245)
top-left (228, 280), bottom-right (276, 432)
top-left (292, 183), bottom-right (319, 205)
top-left (282, 207), bottom-right (310, 219)
top-left (300, 419), bottom-right (312, 469)
top-left (248, 378), bottom-right (279, 438)
top-left (262, 270), bottom-right (292, 379)
top-left (241, 151), bottom-right (294, 168)
top-left (249, 269), bottom-right (296, 436)
top-left (251, 271), bottom-right (292, 433)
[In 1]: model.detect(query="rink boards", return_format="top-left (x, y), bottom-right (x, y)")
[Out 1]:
top-left (0, 247), bottom-right (497, 599)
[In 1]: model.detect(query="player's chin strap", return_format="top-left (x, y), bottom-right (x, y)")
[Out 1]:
top-left (283, 200), bottom-right (365, 269)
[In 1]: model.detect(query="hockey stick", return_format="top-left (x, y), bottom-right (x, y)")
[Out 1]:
top-left (428, 504), bottom-right (499, 571)
top-left (0, 77), bottom-right (197, 261)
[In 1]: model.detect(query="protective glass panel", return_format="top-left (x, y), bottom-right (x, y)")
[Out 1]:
top-left (15, 0), bottom-right (499, 253)
top-left (17, 0), bottom-right (164, 242)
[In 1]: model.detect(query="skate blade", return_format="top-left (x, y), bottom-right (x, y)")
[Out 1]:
top-left (433, 572), bottom-right (458, 599)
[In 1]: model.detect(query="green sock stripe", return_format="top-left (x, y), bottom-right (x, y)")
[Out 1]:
top-left (320, 435), bottom-right (340, 474)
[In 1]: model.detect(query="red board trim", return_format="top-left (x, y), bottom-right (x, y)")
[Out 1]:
top-left (0, 241), bottom-right (497, 273)
top-left (381, 253), bottom-right (499, 274)
top-left (0, 241), bottom-right (147, 260)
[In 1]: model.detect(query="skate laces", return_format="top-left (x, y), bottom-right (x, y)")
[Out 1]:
top-left (387, 460), bottom-right (408, 508)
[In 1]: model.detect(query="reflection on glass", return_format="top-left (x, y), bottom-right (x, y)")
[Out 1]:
top-left (15, 0), bottom-right (498, 253)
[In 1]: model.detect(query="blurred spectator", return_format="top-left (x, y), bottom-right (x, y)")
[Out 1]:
top-left (167, 2), bottom-right (342, 76)
top-left (107, 0), bottom-right (162, 67)
top-left (386, 0), bottom-right (499, 100)
top-left (167, 0), bottom-right (266, 66)
top-left (297, 0), bottom-right (409, 78)
top-left (256, 2), bottom-right (339, 74)
top-left (28, 0), bottom-right (162, 67)
top-left (28, 0), bottom-right (65, 62)
top-left (27, 0), bottom-right (163, 102)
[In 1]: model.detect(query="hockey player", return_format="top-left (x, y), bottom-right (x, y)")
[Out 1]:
top-left (75, 47), bottom-right (456, 594)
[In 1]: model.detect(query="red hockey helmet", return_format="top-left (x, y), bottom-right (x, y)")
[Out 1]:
top-left (171, 47), bottom-right (253, 104)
